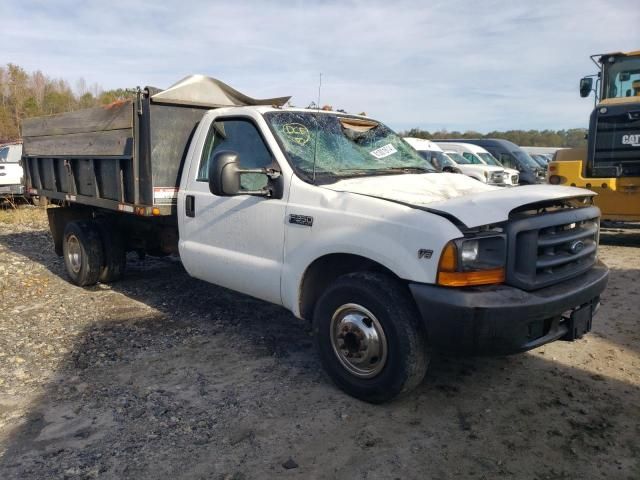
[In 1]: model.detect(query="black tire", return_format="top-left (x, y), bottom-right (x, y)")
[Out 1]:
top-left (62, 220), bottom-right (104, 286)
top-left (95, 219), bottom-right (126, 283)
top-left (312, 272), bottom-right (429, 403)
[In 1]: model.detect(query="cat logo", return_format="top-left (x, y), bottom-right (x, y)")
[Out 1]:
top-left (621, 134), bottom-right (640, 147)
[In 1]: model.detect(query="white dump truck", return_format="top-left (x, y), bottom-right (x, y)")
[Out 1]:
top-left (22, 76), bottom-right (609, 402)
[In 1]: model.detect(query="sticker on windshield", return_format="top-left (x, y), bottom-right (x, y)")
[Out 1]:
top-left (370, 144), bottom-right (397, 159)
top-left (282, 123), bottom-right (310, 146)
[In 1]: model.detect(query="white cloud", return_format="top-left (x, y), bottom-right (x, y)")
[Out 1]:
top-left (2, 0), bottom-right (639, 131)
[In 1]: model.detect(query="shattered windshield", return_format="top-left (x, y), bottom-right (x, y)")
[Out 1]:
top-left (265, 111), bottom-right (436, 182)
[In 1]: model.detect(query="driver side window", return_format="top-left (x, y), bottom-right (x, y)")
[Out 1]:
top-left (197, 118), bottom-right (273, 190)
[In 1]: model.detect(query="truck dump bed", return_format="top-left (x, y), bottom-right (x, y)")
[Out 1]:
top-left (22, 76), bottom-right (289, 215)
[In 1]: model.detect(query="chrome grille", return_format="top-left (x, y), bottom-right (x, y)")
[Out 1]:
top-left (506, 206), bottom-right (599, 290)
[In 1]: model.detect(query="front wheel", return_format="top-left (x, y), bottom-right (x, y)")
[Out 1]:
top-left (313, 272), bottom-right (429, 403)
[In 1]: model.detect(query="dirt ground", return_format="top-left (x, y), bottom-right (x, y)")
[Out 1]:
top-left (0, 205), bottom-right (638, 480)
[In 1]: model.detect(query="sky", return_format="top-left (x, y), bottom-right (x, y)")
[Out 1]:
top-left (2, 0), bottom-right (640, 133)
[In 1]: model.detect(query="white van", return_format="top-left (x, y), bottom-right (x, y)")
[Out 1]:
top-left (0, 143), bottom-right (24, 197)
top-left (435, 142), bottom-right (520, 186)
top-left (405, 138), bottom-right (507, 186)
top-left (402, 138), bottom-right (461, 173)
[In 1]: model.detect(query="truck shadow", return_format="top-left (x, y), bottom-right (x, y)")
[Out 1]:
top-left (3, 227), bottom-right (639, 359)
top-left (1, 229), bottom-right (639, 478)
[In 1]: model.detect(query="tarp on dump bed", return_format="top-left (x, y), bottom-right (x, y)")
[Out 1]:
top-left (150, 75), bottom-right (291, 108)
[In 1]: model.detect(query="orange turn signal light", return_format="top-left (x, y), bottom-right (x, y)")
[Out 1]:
top-left (437, 268), bottom-right (505, 287)
top-left (438, 242), bottom-right (458, 272)
top-left (437, 241), bottom-right (505, 287)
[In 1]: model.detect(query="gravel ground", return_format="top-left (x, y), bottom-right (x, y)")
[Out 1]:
top-left (0, 205), bottom-right (639, 480)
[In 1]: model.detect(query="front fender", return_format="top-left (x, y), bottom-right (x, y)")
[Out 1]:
top-left (280, 177), bottom-right (462, 316)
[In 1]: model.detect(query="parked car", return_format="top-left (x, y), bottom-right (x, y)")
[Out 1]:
top-left (434, 142), bottom-right (519, 186)
top-left (405, 138), bottom-right (507, 185)
top-left (436, 139), bottom-right (546, 184)
top-left (0, 143), bottom-right (24, 197)
top-left (22, 76), bottom-right (609, 402)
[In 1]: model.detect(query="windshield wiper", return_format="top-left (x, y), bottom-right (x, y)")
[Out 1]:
top-left (337, 167), bottom-right (436, 176)
top-left (372, 167), bottom-right (436, 174)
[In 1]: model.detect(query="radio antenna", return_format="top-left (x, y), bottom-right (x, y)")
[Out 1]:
top-left (312, 73), bottom-right (322, 183)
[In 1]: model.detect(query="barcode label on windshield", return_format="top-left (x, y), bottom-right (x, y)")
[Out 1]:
top-left (370, 144), bottom-right (397, 159)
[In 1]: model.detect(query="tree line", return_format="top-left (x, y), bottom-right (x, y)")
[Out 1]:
top-left (400, 128), bottom-right (587, 148)
top-left (0, 64), bottom-right (133, 143)
top-left (1, 63), bottom-right (588, 148)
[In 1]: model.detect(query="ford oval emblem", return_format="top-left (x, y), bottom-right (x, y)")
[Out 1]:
top-left (569, 240), bottom-right (585, 254)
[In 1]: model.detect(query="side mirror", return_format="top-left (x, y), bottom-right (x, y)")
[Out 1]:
top-left (208, 151), bottom-right (242, 196)
top-left (208, 150), bottom-right (276, 197)
top-left (579, 77), bottom-right (593, 98)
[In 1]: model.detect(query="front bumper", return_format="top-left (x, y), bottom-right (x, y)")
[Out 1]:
top-left (409, 261), bottom-right (609, 356)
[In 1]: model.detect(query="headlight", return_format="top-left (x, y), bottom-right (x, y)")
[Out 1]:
top-left (461, 240), bottom-right (479, 262)
top-left (437, 236), bottom-right (506, 286)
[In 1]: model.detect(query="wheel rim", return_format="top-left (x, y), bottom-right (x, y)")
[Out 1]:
top-left (330, 303), bottom-right (388, 379)
top-left (67, 234), bottom-right (82, 274)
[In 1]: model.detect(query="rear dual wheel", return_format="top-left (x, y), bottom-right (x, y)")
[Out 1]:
top-left (62, 220), bottom-right (126, 286)
top-left (63, 221), bottom-right (104, 286)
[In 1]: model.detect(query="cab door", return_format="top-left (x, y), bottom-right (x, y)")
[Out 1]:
top-left (178, 113), bottom-right (288, 305)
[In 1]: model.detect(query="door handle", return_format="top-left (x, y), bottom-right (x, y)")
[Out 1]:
top-left (185, 195), bottom-right (195, 217)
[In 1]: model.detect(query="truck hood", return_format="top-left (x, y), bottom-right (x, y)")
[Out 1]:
top-left (323, 173), bottom-right (594, 228)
